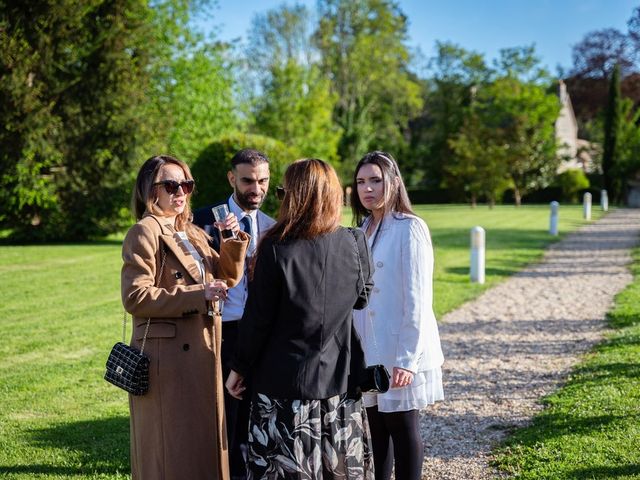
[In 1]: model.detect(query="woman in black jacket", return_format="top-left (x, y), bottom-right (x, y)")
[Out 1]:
top-left (226, 158), bottom-right (374, 479)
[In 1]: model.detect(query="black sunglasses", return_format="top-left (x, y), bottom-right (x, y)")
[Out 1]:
top-left (276, 185), bottom-right (286, 200)
top-left (154, 179), bottom-right (195, 195)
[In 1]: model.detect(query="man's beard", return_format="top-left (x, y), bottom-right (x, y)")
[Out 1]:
top-left (235, 189), bottom-right (265, 211)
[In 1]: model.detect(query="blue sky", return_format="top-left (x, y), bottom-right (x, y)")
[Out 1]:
top-left (204, 0), bottom-right (637, 75)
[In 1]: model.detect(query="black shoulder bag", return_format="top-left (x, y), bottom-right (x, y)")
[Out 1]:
top-left (104, 248), bottom-right (166, 395)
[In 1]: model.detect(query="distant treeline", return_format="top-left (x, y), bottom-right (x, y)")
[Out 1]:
top-left (2, 1), bottom-right (639, 240)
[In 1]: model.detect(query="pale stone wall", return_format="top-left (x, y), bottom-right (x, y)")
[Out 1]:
top-left (555, 80), bottom-right (578, 161)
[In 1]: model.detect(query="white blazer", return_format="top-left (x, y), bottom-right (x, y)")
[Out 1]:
top-left (354, 212), bottom-right (444, 374)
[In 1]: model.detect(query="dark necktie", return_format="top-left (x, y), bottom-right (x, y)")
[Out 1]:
top-left (240, 215), bottom-right (255, 256)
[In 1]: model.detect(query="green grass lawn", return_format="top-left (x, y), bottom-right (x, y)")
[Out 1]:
top-left (375, 204), bottom-right (603, 316)
top-left (0, 204), bottom-right (605, 478)
top-left (493, 246), bottom-right (640, 479)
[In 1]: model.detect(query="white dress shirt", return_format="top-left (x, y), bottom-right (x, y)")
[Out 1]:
top-left (175, 231), bottom-right (205, 282)
top-left (222, 195), bottom-right (259, 322)
top-left (353, 212), bottom-right (444, 412)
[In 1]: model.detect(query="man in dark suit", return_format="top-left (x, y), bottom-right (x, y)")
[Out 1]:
top-left (192, 148), bottom-right (276, 480)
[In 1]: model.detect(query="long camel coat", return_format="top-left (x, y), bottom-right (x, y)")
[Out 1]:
top-left (121, 214), bottom-right (248, 480)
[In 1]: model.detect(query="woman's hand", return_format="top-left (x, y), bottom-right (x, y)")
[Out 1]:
top-left (226, 370), bottom-right (246, 400)
top-left (214, 212), bottom-right (240, 237)
top-left (205, 279), bottom-right (228, 301)
top-left (391, 367), bottom-right (415, 388)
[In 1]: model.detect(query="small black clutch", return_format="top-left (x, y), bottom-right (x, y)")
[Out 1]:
top-left (360, 364), bottom-right (391, 393)
top-left (104, 341), bottom-right (150, 396)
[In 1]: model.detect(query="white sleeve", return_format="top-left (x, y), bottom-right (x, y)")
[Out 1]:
top-left (396, 219), bottom-right (433, 372)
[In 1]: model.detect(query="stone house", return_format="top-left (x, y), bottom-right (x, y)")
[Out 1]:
top-left (555, 80), bottom-right (594, 173)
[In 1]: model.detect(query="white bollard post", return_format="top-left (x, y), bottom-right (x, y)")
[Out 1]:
top-left (470, 226), bottom-right (485, 284)
top-left (583, 192), bottom-right (592, 220)
top-left (601, 189), bottom-right (608, 212)
top-left (549, 201), bottom-right (559, 236)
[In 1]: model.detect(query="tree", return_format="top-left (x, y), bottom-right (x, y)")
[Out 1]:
top-left (441, 47), bottom-right (559, 206)
top-left (0, 0), bottom-right (155, 240)
top-left (570, 28), bottom-right (633, 79)
top-left (315, 0), bottom-right (422, 168)
top-left (602, 64), bottom-right (622, 202)
top-left (448, 111), bottom-right (509, 207)
top-left (161, 45), bottom-right (239, 162)
top-left (246, 3), bottom-right (314, 74)
top-left (485, 78), bottom-right (560, 206)
top-left (556, 169), bottom-right (590, 203)
top-left (253, 60), bottom-right (340, 162)
top-left (615, 98), bottom-right (640, 192)
top-left (145, 0), bottom-right (239, 163)
top-left (565, 20), bottom-right (640, 131)
top-left (411, 42), bottom-right (491, 193)
top-left (246, 4), bottom-right (340, 164)
top-left (450, 47), bottom-right (560, 206)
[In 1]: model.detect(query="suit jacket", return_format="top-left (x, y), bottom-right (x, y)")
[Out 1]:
top-left (230, 227), bottom-right (374, 400)
top-left (192, 200), bottom-right (276, 253)
top-left (121, 214), bottom-right (248, 480)
top-left (353, 212), bottom-right (444, 374)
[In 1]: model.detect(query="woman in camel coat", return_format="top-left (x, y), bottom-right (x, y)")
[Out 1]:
top-left (121, 155), bottom-right (248, 480)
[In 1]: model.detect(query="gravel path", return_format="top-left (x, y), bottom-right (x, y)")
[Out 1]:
top-left (420, 208), bottom-right (640, 480)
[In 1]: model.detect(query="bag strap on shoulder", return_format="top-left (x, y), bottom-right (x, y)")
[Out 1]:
top-left (122, 247), bottom-right (167, 354)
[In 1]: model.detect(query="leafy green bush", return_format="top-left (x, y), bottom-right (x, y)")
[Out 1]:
top-left (191, 132), bottom-right (301, 218)
top-left (556, 169), bottom-right (590, 203)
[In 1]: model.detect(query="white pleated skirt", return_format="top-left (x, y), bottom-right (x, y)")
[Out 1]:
top-left (362, 367), bottom-right (444, 412)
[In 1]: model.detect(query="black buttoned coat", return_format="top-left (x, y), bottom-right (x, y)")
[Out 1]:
top-left (231, 227), bottom-right (374, 400)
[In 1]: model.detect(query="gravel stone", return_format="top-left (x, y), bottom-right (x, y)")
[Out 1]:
top-left (420, 208), bottom-right (640, 479)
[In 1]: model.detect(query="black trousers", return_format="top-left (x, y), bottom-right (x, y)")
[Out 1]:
top-left (222, 321), bottom-right (251, 480)
top-left (365, 406), bottom-right (424, 480)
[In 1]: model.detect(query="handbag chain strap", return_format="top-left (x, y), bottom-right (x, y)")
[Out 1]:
top-left (349, 228), bottom-right (382, 365)
top-left (122, 248), bottom-right (167, 354)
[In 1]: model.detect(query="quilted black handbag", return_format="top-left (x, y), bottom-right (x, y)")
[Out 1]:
top-left (104, 249), bottom-right (166, 395)
top-left (104, 338), bottom-right (150, 395)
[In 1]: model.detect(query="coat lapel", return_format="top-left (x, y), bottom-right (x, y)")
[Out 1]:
top-left (152, 217), bottom-right (204, 284)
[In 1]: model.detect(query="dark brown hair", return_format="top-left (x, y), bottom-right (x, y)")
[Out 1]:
top-left (350, 150), bottom-right (415, 226)
top-left (133, 155), bottom-right (210, 251)
top-left (230, 148), bottom-right (269, 169)
top-left (264, 158), bottom-right (343, 243)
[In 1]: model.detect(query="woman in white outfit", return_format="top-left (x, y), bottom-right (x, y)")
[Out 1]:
top-left (351, 151), bottom-right (444, 480)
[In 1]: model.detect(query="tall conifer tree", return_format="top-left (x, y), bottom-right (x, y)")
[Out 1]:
top-left (602, 63), bottom-right (622, 203)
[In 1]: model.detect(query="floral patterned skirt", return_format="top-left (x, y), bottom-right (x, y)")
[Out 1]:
top-left (247, 393), bottom-right (375, 480)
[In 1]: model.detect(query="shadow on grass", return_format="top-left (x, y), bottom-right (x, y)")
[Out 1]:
top-left (0, 238), bottom-right (124, 247)
top-left (0, 416), bottom-right (129, 476)
top-left (445, 266), bottom-right (517, 277)
top-left (567, 463), bottom-right (640, 478)
top-left (432, 228), bottom-right (553, 250)
top-left (608, 310), bottom-right (640, 330)
top-left (433, 226), bottom-right (636, 253)
top-left (572, 360), bottom-right (640, 383)
top-left (517, 412), bottom-right (625, 440)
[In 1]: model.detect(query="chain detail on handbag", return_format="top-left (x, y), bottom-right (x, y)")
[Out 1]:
top-left (348, 228), bottom-right (391, 394)
top-left (104, 248), bottom-right (166, 395)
